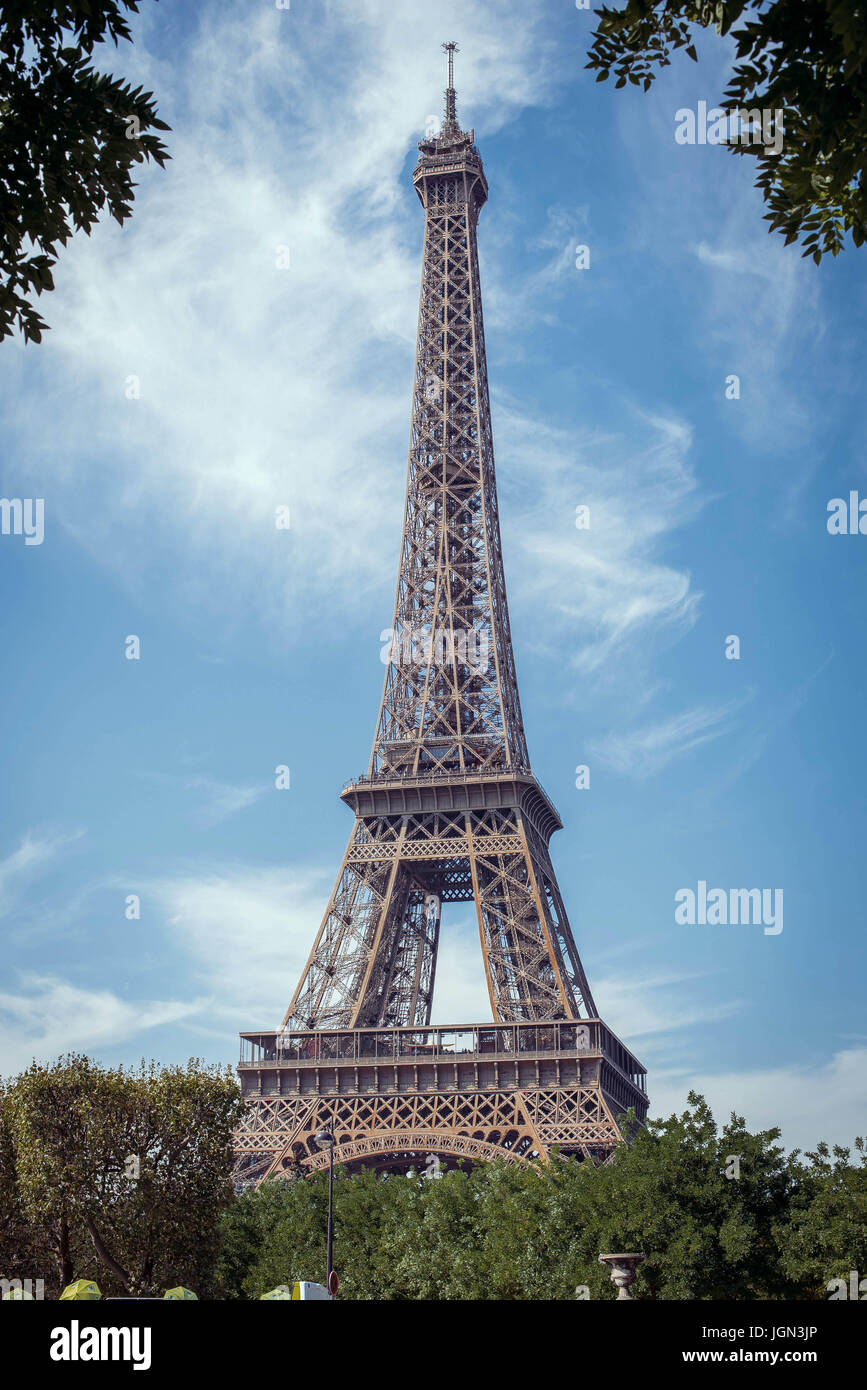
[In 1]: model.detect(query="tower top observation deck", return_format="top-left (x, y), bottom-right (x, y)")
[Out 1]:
top-left (413, 41), bottom-right (487, 207)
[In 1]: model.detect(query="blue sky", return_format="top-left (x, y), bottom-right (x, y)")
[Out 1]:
top-left (1, 0), bottom-right (865, 1152)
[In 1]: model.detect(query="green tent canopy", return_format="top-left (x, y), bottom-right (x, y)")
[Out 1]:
top-left (59, 1279), bottom-right (102, 1301)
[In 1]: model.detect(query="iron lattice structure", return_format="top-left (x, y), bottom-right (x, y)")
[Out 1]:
top-left (236, 47), bottom-right (648, 1184)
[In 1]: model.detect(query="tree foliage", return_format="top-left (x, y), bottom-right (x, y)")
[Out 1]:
top-left (586, 0), bottom-right (867, 261)
top-left (0, 1082), bottom-right (61, 1287)
top-left (0, 0), bottom-right (170, 344)
top-left (780, 1137), bottom-right (867, 1290)
top-left (4, 1073), bottom-right (865, 1300)
top-left (1, 1054), bottom-right (244, 1297)
top-left (217, 1093), bottom-right (867, 1300)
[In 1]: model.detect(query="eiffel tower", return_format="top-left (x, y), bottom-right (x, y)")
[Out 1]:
top-left (235, 45), bottom-right (648, 1185)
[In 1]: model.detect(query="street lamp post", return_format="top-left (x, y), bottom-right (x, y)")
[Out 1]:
top-left (315, 1129), bottom-right (335, 1292)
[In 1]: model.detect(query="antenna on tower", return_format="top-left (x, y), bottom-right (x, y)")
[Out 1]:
top-left (442, 40), bottom-right (459, 131)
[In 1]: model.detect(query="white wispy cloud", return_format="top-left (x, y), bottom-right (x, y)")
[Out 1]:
top-left (610, 56), bottom-right (823, 457)
top-left (589, 700), bottom-right (741, 777)
top-left (0, 976), bottom-right (205, 1076)
top-left (688, 221), bottom-right (819, 451)
top-left (498, 404), bottom-right (703, 675)
top-left (180, 776), bottom-right (264, 827)
top-left (5, 1), bottom-right (556, 640)
top-left (2, 1), bottom-right (708, 699)
top-left (693, 242), bottom-right (744, 273)
top-left (147, 864), bottom-right (334, 1027)
top-left (690, 232), bottom-right (814, 345)
top-left (595, 968), bottom-right (864, 1151)
top-left (0, 830), bottom-right (85, 918)
top-left (649, 1046), bottom-right (867, 1153)
top-left (628, 95), bottom-right (821, 455)
top-left (131, 772), bottom-right (265, 827)
top-left (596, 968), bottom-right (745, 1040)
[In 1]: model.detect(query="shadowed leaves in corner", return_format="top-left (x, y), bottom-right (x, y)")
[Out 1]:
top-left (0, 0), bottom-right (170, 344)
top-left (585, 0), bottom-right (866, 262)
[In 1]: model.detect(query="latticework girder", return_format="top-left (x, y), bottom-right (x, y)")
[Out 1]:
top-left (234, 1050), bottom-right (630, 1186)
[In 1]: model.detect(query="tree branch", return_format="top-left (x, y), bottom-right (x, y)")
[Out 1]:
top-left (86, 1216), bottom-right (132, 1294)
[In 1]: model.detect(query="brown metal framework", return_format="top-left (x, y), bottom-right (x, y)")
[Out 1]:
top-left (236, 1021), bottom-right (647, 1186)
top-left (236, 47), bottom-right (648, 1183)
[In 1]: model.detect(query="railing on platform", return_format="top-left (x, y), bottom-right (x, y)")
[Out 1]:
top-left (342, 764), bottom-right (534, 793)
top-left (340, 764), bottom-right (560, 819)
top-left (239, 1019), bottom-right (646, 1093)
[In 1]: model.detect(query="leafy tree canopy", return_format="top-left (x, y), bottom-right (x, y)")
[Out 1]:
top-left (586, 0), bottom-right (867, 261)
top-left (780, 1136), bottom-right (867, 1289)
top-left (0, 0), bottom-right (169, 344)
top-left (2, 1054), bottom-right (243, 1297)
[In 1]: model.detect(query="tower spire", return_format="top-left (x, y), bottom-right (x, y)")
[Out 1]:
top-left (442, 40), bottom-right (459, 134)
